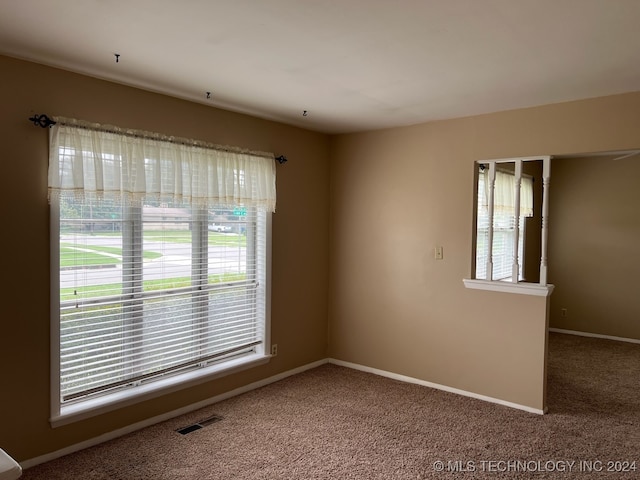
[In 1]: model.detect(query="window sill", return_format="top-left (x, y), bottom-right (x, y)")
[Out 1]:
top-left (463, 279), bottom-right (555, 297)
top-left (51, 353), bottom-right (271, 428)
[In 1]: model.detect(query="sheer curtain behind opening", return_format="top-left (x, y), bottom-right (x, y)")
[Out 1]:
top-left (479, 170), bottom-right (533, 217)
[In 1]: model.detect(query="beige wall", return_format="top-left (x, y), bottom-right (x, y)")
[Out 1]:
top-left (523, 160), bottom-right (543, 283)
top-left (329, 92), bottom-right (640, 412)
top-left (549, 155), bottom-right (640, 339)
top-left (0, 55), bottom-right (329, 461)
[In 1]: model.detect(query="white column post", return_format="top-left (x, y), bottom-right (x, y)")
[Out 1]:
top-left (512, 160), bottom-right (522, 283)
top-left (486, 163), bottom-right (496, 281)
top-left (539, 156), bottom-right (551, 285)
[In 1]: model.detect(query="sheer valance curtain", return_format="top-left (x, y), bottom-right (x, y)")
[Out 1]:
top-left (478, 169), bottom-right (534, 217)
top-left (48, 116), bottom-right (277, 212)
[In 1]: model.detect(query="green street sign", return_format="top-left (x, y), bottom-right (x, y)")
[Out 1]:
top-left (233, 207), bottom-right (247, 216)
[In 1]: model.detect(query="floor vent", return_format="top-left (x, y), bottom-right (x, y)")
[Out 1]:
top-left (176, 414), bottom-right (224, 435)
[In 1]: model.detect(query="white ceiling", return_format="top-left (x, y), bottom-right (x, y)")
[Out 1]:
top-left (1, 0), bottom-right (640, 134)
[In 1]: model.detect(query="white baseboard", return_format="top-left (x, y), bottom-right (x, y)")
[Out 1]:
top-left (328, 358), bottom-right (546, 416)
top-left (21, 359), bottom-right (329, 469)
top-left (23, 355), bottom-right (548, 469)
top-left (549, 328), bottom-right (640, 345)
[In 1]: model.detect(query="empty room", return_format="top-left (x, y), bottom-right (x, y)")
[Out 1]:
top-left (1, 1), bottom-right (639, 478)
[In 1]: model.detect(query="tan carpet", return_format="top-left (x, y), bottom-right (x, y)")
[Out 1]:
top-left (22, 333), bottom-right (640, 479)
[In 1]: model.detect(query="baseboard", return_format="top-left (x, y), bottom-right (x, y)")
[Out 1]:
top-left (23, 355), bottom-right (546, 468)
top-left (328, 358), bottom-right (546, 416)
top-left (21, 358), bottom-right (329, 469)
top-left (549, 328), bottom-right (640, 345)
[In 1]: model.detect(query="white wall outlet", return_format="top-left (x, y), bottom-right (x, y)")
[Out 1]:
top-left (271, 344), bottom-right (278, 356)
top-left (435, 246), bottom-right (444, 260)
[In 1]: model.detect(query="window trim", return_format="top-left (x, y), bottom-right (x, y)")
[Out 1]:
top-left (50, 205), bottom-right (273, 427)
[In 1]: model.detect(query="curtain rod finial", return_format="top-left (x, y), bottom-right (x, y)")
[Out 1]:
top-left (275, 155), bottom-right (287, 165)
top-left (29, 114), bottom-right (56, 128)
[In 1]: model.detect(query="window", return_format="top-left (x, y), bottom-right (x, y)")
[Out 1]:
top-left (475, 168), bottom-right (533, 281)
top-left (464, 156), bottom-right (554, 296)
top-left (49, 118), bottom-right (276, 424)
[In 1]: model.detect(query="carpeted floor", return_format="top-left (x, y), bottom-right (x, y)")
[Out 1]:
top-left (21, 332), bottom-right (640, 479)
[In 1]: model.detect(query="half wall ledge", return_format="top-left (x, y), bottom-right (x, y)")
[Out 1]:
top-left (463, 279), bottom-right (555, 297)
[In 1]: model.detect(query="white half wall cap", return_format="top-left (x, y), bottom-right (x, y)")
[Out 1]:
top-left (0, 449), bottom-right (21, 480)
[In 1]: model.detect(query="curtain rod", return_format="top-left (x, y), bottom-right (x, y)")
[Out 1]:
top-left (28, 113), bottom-right (288, 165)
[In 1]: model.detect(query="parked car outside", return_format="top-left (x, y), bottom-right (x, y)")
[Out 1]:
top-left (208, 223), bottom-right (231, 232)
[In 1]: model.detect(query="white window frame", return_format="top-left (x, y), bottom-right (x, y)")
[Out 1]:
top-left (48, 117), bottom-right (276, 427)
top-left (50, 202), bottom-right (272, 427)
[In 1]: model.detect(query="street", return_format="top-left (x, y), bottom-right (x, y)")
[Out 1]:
top-left (60, 234), bottom-right (247, 289)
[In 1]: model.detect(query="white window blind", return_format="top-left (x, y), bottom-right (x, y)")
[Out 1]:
top-left (49, 118), bottom-right (275, 409)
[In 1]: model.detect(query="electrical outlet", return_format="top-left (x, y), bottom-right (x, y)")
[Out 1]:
top-left (561, 308), bottom-right (568, 317)
top-left (435, 246), bottom-right (444, 260)
top-left (271, 344), bottom-right (278, 356)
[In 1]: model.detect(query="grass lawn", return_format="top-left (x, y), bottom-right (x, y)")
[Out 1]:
top-left (60, 246), bottom-right (117, 268)
top-left (61, 231), bottom-right (244, 269)
top-left (98, 230), bottom-right (246, 247)
top-left (146, 231), bottom-right (246, 247)
top-left (60, 244), bottom-right (162, 268)
top-left (60, 273), bottom-right (248, 302)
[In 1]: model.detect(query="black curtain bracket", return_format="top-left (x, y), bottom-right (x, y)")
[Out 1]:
top-left (29, 114), bottom-right (57, 128)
